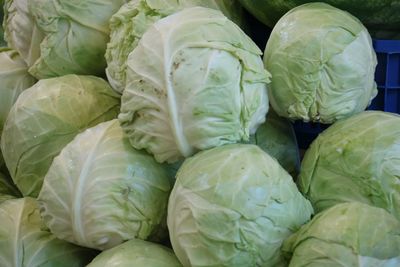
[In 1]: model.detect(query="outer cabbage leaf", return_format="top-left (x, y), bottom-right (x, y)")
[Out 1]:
top-left (0, 48), bottom-right (36, 134)
top-left (0, 197), bottom-right (97, 267)
top-left (248, 109), bottom-right (300, 177)
top-left (5, 0), bottom-right (128, 79)
top-left (38, 120), bottom-right (172, 250)
top-left (87, 239), bottom-right (182, 267)
top-left (1, 75), bottom-right (120, 197)
top-left (3, 0), bottom-right (44, 66)
top-left (264, 3), bottom-right (377, 123)
top-left (283, 202), bottom-right (400, 266)
top-left (0, 172), bottom-right (20, 204)
top-left (106, 0), bottom-right (246, 93)
top-left (168, 144), bottom-right (313, 267)
top-left (298, 111), bottom-right (400, 220)
top-left (119, 7), bottom-right (270, 163)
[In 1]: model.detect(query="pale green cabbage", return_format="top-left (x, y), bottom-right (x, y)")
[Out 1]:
top-left (119, 7), bottom-right (270, 163)
top-left (249, 109), bottom-right (300, 177)
top-left (168, 144), bottom-right (313, 267)
top-left (1, 75), bottom-right (120, 197)
top-left (87, 239), bottom-right (182, 267)
top-left (298, 111), bottom-right (400, 220)
top-left (283, 202), bottom-right (400, 266)
top-left (105, 0), bottom-right (245, 93)
top-left (4, 0), bottom-right (128, 79)
top-left (264, 3), bottom-right (377, 123)
top-left (0, 48), bottom-right (36, 134)
top-left (0, 197), bottom-right (97, 267)
top-left (38, 120), bottom-right (172, 250)
top-left (0, 172), bottom-right (20, 204)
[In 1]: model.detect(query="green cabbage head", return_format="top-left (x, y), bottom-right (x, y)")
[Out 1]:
top-left (1, 75), bottom-right (120, 197)
top-left (249, 109), bottom-right (300, 177)
top-left (119, 7), bottom-right (270, 163)
top-left (4, 0), bottom-right (128, 79)
top-left (105, 0), bottom-right (245, 93)
top-left (87, 239), bottom-right (182, 267)
top-left (38, 120), bottom-right (172, 250)
top-left (264, 3), bottom-right (377, 123)
top-left (298, 111), bottom-right (400, 220)
top-left (0, 197), bottom-right (97, 267)
top-left (283, 202), bottom-right (400, 266)
top-left (168, 144), bottom-right (313, 267)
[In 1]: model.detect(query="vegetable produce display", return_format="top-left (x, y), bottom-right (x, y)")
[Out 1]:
top-left (283, 202), bottom-right (400, 266)
top-left (119, 7), bottom-right (270, 163)
top-left (264, 3), bottom-right (377, 123)
top-left (0, 0), bottom-right (398, 266)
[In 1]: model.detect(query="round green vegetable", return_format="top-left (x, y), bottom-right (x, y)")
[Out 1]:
top-left (283, 202), bottom-right (400, 266)
top-left (87, 239), bottom-right (182, 267)
top-left (1, 74), bottom-right (120, 197)
top-left (4, 0), bottom-right (128, 79)
top-left (38, 120), bottom-right (172, 250)
top-left (0, 197), bottom-right (97, 267)
top-left (264, 3), bottom-right (377, 123)
top-left (298, 111), bottom-right (400, 220)
top-left (168, 144), bottom-right (313, 267)
top-left (106, 0), bottom-right (245, 93)
top-left (238, 0), bottom-right (400, 32)
top-left (119, 7), bottom-right (270, 163)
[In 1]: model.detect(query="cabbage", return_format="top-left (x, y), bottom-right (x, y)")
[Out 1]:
top-left (1, 75), bottom-right (120, 197)
top-left (249, 109), bottom-right (300, 177)
top-left (264, 3), bottom-right (377, 123)
top-left (87, 239), bottom-right (182, 267)
top-left (119, 7), bottom-right (270, 163)
top-left (298, 111), bottom-right (400, 220)
top-left (0, 48), bottom-right (36, 134)
top-left (0, 197), bottom-right (97, 267)
top-left (168, 144), bottom-right (313, 267)
top-left (0, 172), bottom-right (20, 204)
top-left (4, 0), bottom-right (128, 79)
top-left (283, 202), bottom-right (400, 266)
top-left (0, 48), bottom-right (36, 172)
top-left (38, 120), bottom-right (172, 250)
top-left (105, 0), bottom-right (245, 93)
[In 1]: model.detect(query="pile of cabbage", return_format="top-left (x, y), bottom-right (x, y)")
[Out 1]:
top-left (0, 0), bottom-right (399, 266)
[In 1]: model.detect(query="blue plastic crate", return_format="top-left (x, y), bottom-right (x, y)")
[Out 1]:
top-left (294, 39), bottom-right (400, 149)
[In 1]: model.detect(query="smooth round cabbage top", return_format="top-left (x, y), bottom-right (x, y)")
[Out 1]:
top-left (38, 120), bottom-right (172, 251)
top-left (238, 0), bottom-right (400, 31)
top-left (4, 0), bottom-right (128, 79)
top-left (87, 239), bottom-right (182, 267)
top-left (105, 0), bottom-right (245, 93)
top-left (119, 7), bottom-right (270, 164)
top-left (0, 197), bottom-right (97, 267)
top-left (298, 111), bottom-right (400, 220)
top-left (264, 3), bottom-right (377, 123)
top-left (283, 202), bottom-right (400, 266)
top-left (168, 144), bottom-right (313, 267)
top-left (1, 74), bottom-right (120, 197)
